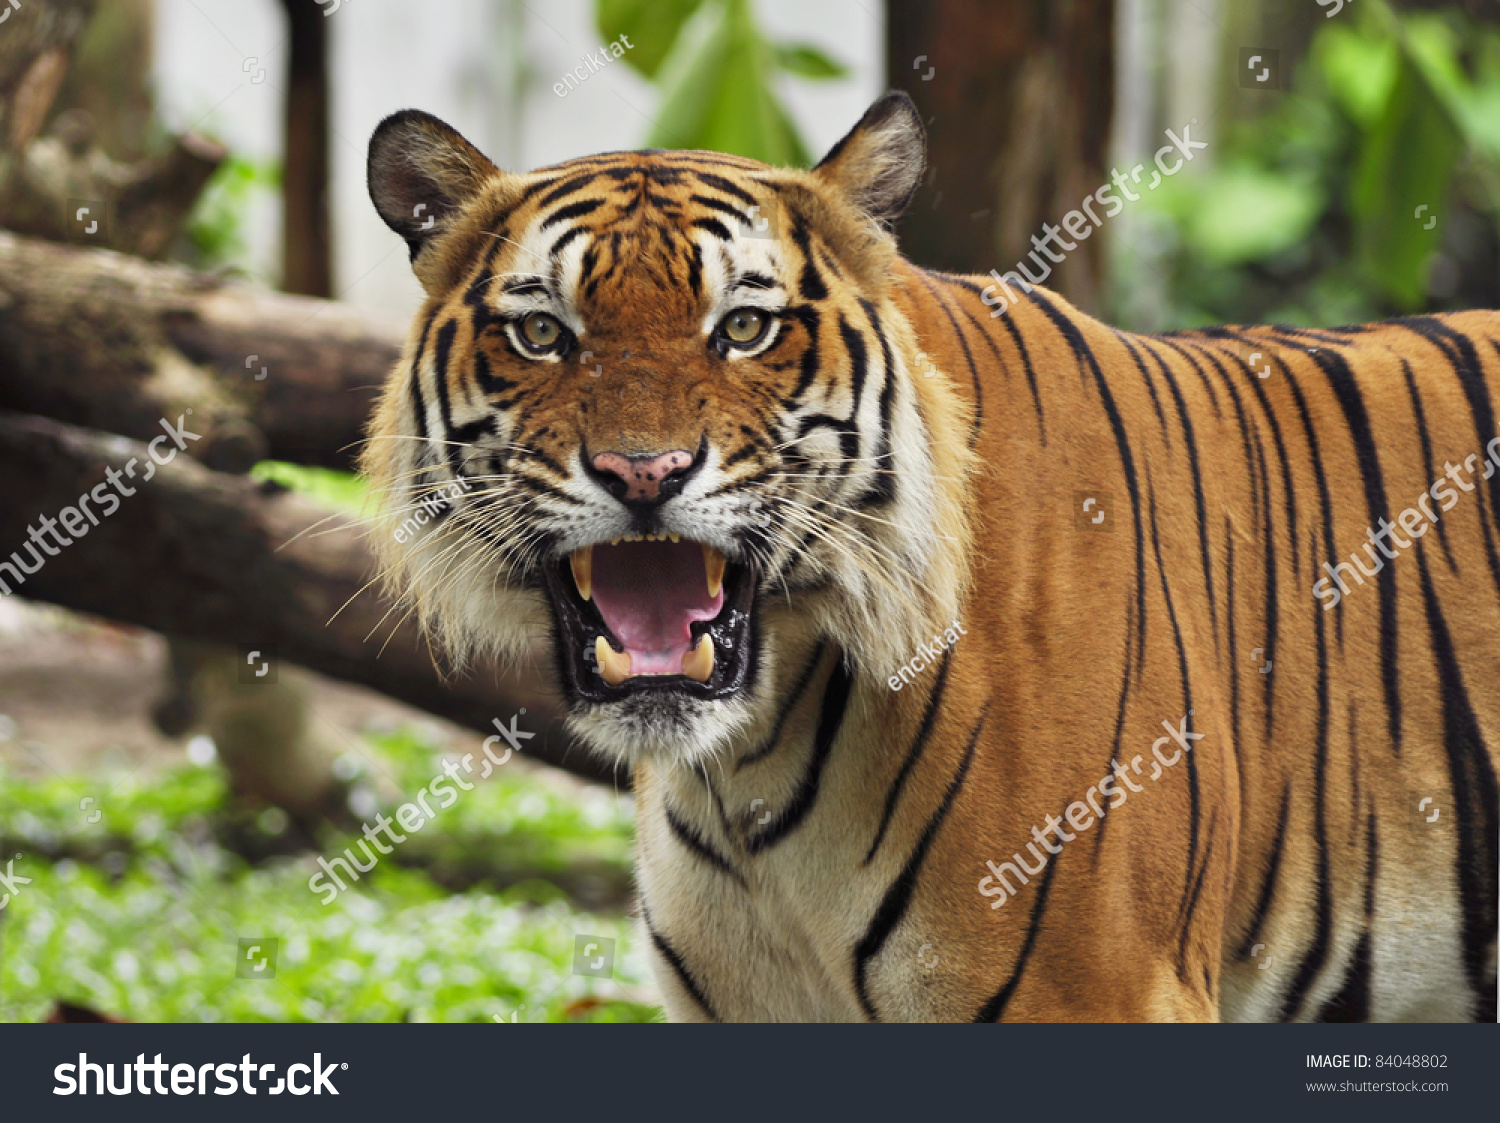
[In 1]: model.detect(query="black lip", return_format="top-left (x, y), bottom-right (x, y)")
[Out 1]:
top-left (543, 545), bottom-right (759, 705)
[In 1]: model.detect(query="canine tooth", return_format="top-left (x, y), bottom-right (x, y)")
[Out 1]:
top-left (682, 634), bottom-right (714, 682)
top-left (668, 533), bottom-right (680, 543)
top-left (595, 636), bottom-right (633, 685)
top-left (570, 545), bottom-right (592, 601)
top-left (610, 537), bottom-right (620, 546)
top-left (703, 543), bottom-right (727, 599)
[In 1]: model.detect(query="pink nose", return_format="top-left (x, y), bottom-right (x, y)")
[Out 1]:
top-left (591, 449), bottom-right (695, 502)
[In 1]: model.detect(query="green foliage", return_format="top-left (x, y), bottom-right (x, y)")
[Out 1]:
top-left (1127, 0), bottom-right (1500, 328)
top-left (0, 726), bottom-right (648, 1023)
top-left (249, 460), bottom-right (368, 512)
top-left (0, 863), bottom-right (654, 1023)
top-left (183, 155), bottom-right (279, 274)
top-left (596, 0), bottom-right (847, 166)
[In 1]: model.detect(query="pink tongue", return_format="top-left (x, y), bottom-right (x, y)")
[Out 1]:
top-left (591, 540), bottom-right (723, 674)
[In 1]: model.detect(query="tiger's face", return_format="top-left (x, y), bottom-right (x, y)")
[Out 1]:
top-left (363, 95), bottom-right (971, 765)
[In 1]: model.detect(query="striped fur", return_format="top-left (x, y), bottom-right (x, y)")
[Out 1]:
top-left (363, 96), bottom-right (1499, 1021)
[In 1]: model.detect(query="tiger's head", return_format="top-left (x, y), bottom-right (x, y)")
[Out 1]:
top-left (362, 93), bottom-right (974, 767)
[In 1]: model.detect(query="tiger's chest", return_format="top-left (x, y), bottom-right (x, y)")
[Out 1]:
top-left (632, 759), bottom-right (945, 1023)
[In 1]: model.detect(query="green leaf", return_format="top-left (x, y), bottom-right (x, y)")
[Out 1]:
top-left (773, 42), bottom-right (849, 80)
top-left (595, 0), bottom-right (705, 79)
top-left (1181, 165), bottom-right (1324, 266)
top-left (1349, 55), bottom-right (1463, 309)
top-left (1316, 25), bottom-right (1400, 130)
top-left (647, 0), bottom-right (810, 166)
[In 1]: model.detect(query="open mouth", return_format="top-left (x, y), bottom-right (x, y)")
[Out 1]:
top-left (543, 535), bottom-right (757, 704)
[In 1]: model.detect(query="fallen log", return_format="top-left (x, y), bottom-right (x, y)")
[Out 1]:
top-left (0, 411), bottom-right (617, 787)
top-left (0, 230), bottom-right (404, 471)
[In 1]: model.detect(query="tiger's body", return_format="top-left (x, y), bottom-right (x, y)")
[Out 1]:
top-left (363, 95), bottom-right (1499, 1021)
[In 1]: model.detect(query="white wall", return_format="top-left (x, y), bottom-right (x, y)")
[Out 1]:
top-left (154, 0), bottom-right (882, 321)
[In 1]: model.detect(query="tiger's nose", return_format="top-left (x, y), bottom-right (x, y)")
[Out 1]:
top-left (589, 448), bottom-right (698, 505)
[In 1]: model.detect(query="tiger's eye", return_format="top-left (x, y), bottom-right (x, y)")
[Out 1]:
top-left (722, 308), bottom-right (766, 345)
top-left (521, 312), bottom-right (562, 349)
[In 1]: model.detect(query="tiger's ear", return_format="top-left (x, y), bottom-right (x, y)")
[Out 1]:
top-left (812, 92), bottom-right (926, 227)
top-left (367, 109), bottom-right (500, 262)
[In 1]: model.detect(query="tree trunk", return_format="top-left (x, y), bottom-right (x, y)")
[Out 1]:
top-left (0, 231), bottom-right (401, 471)
top-left (279, 0), bottom-right (332, 297)
top-left (0, 411), bottom-right (613, 787)
top-left (886, 0), bottom-right (1115, 313)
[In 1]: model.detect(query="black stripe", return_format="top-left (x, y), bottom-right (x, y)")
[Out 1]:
top-left (856, 298), bottom-right (897, 509)
top-left (973, 841), bottom-right (1060, 1022)
top-left (913, 271), bottom-right (983, 449)
top-left (790, 216), bottom-right (828, 300)
top-left (539, 197), bottom-right (603, 230)
top-left (1397, 356), bottom-right (1457, 571)
top-left (536, 173), bottom-right (601, 209)
top-left (1294, 339), bottom-right (1403, 749)
top-left (1226, 525), bottom-right (1242, 791)
top-left (1204, 330), bottom-right (1302, 580)
top-left (1399, 321), bottom-right (1500, 596)
top-left (1129, 335), bottom-right (1217, 643)
top-left (1415, 547), bottom-right (1499, 1020)
top-left (548, 225), bottom-right (587, 260)
top-left (689, 193), bottom-right (747, 223)
top-left (1220, 331), bottom-right (1342, 647)
top-left (863, 649), bottom-right (954, 864)
top-left (852, 709), bottom-right (983, 1021)
top-left (1147, 335), bottom-right (1221, 417)
top-left (1148, 482), bottom-right (1201, 919)
top-left (665, 805), bottom-right (746, 887)
top-left (642, 907), bottom-right (718, 1021)
top-left (692, 171), bottom-right (760, 207)
top-left (746, 656), bottom-right (853, 853)
top-left (1316, 812), bottom-right (1377, 1022)
top-left (1030, 291), bottom-right (1148, 683)
top-left (1175, 810), bottom-right (1216, 981)
top-left (690, 216), bottom-right (733, 242)
top-left (1236, 779), bottom-right (1292, 959)
top-left (407, 308), bottom-right (439, 445)
top-left (1279, 579), bottom-right (1333, 1022)
top-left (736, 642), bottom-right (826, 770)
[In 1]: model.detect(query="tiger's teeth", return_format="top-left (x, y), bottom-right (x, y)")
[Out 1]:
top-left (668, 533), bottom-right (680, 543)
top-left (570, 545), bottom-right (592, 601)
top-left (703, 543), bottom-right (727, 599)
top-left (682, 634), bottom-right (714, 682)
top-left (610, 537), bottom-right (620, 546)
top-left (595, 636), bottom-right (633, 685)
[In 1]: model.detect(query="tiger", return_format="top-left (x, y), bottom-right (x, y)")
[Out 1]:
top-left (360, 92), bottom-right (1498, 1022)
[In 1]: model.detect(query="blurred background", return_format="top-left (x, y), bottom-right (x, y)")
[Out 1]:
top-left (0, 0), bottom-right (1497, 1023)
